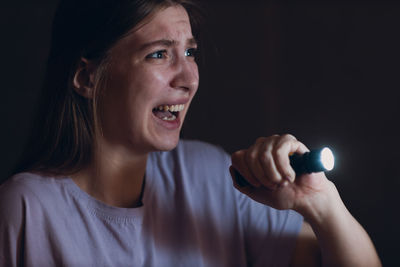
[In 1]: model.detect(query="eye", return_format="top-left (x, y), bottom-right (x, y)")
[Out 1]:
top-left (146, 50), bottom-right (167, 59)
top-left (185, 48), bottom-right (197, 58)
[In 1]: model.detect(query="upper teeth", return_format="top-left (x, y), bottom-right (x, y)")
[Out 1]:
top-left (157, 104), bottom-right (185, 112)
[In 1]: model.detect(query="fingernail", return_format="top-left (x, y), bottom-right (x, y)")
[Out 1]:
top-left (286, 175), bottom-right (295, 183)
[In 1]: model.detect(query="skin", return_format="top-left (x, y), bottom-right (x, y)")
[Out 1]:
top-left (99, 8), bottom-right (199, 154)
top-left (72, 5), bottom-right (198, 208)
top-left (72, 5), bottom-right (381, 266)
top-left (231, 134), bottom-right (382, 266)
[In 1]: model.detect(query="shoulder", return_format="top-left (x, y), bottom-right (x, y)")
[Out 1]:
top-left (0, 172), bottom-right (61, 200)
top-left (0, 173), bottom-right (42, 228)
top-left (0, 172), bottom-right (43, 203)
top-left (0, 172), bottom-right (66, 220)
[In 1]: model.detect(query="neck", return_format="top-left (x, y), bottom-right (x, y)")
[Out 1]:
top-left (72, 140), bottom-right (148, 208)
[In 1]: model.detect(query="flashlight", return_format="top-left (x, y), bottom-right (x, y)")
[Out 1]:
top-left (233, 147), bottom-right (335, 187)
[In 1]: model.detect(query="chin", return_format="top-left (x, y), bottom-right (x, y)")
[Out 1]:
top-left (151, 135), bottom-right (180, 152)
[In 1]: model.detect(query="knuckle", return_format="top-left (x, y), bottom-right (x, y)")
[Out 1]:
top-left (267, 134), bottom-right (280, 142)
top-left (282, 133), bottom-right (297, 141)
top-left (260, 151), bottom-right (272, 163)
top-left (246, 150), bottom-right (258, 162)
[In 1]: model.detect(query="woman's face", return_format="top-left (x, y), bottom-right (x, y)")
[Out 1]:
top-left (99, 5), bottom-right (199, 154)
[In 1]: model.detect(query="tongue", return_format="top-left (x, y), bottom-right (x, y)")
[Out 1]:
top-left (153, 109), bottom-right (174, 119)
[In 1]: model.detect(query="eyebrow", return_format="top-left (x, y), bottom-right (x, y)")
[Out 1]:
top-left (138, 37), bottom-right (198, 51)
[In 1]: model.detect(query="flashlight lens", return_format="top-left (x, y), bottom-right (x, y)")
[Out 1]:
top-left (320, 147), bottom-right (334, 171)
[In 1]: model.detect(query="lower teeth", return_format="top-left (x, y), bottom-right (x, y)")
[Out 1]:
top-left (162, 114), bottom-right (177, 121)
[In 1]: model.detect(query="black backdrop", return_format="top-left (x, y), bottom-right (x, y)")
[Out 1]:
top-left (1, 1), bottom-right (399, 265)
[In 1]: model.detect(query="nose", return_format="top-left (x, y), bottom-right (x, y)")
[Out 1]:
top-left (170, 56), bottom-right (199, 92)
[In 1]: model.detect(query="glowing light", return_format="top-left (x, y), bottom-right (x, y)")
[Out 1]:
top-left (320, 147), bottom-right (334, 171)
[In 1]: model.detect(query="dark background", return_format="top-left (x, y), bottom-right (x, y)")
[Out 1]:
top-left (1, 0), bottom-right (399, 265)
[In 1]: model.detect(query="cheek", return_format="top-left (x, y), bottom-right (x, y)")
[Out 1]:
top-left (105, 69), bottom-right (170, 124)
top-left (106, 65), bottom-right (160, 100)
top-left (129, 67), bottom-right (175, 106)
top-left (145, 67), bottom-right (170, 88)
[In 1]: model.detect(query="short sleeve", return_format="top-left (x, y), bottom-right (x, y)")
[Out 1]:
top-left (0, 176), bottom-right (29, 267)
top-left (236, 190), bottom-right (304, 266)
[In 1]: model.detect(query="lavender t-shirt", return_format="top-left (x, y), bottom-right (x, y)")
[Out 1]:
top-left (0, 140), bottom-right (303, 266)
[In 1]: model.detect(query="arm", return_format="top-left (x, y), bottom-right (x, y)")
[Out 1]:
top-left (290, 222), bottom-right (321, 267)
top-left (230, 134), bottom-right (381, 267)
top-left (298, 180), bottom-right (380, 267)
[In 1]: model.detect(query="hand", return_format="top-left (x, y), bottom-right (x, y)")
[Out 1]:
top-left (231, 134), bottom-right (382, 266)
top-left (230, 134), bottom-right (334, 215)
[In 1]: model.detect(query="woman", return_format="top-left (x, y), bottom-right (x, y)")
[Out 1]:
top-left (0, 0), bottom-right (381, 266)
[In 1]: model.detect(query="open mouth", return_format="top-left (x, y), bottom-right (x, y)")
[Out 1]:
top-left (152, 104), bottom-right (185, 121)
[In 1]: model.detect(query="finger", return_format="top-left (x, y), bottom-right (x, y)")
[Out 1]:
top-left (274, 134), bottom-right (309, 182)
top-left (231, 150), bottom-right (262, 188)
top-left (258, 136), bottom-right (284, 184)
top-left (244, 143), bottom-right (278, 190)
top-left (292, 138), bottom-right (309, 154)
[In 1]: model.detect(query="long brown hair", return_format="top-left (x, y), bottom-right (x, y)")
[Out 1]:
top-left (14, 0), bottom-right (203, 176)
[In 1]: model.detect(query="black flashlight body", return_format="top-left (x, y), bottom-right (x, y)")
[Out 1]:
top-left (233, 148), bottom-right (333, 187)
top-left (289, 149), bottom-right (327, 175)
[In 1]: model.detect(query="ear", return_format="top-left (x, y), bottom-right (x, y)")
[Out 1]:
top-left (73, 57), bottom-right (96, 99)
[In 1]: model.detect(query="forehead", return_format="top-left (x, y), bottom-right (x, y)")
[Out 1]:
top-left (132, 5), bottom-right (192, 44)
